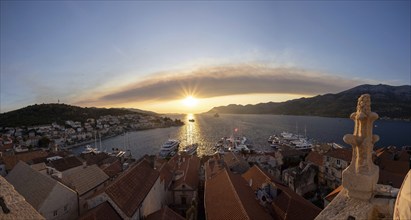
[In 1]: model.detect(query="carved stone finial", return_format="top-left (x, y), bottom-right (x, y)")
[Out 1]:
top-left (342, 94), bottom-right (379, 200)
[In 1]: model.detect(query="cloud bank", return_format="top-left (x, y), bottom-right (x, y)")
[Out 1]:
top-left (76, 64), bottom-right (365, 105)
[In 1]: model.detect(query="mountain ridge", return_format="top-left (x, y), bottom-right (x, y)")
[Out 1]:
top-left (207, 84), bottom-right (411, 119)
top-left (0, 103), bottom-right (153, 127)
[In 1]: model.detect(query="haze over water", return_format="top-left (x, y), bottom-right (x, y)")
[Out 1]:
top-left (75, 114), bottom-right (411, 159)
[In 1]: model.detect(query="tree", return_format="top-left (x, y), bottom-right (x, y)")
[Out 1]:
top-left (38, 136), bottom-right (51, 148)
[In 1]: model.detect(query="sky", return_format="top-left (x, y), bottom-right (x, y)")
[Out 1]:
top-left (1, 1), bottom-right (410, 114)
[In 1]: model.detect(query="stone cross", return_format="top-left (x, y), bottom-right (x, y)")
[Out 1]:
top-left (342, 94), bottom-right (379, 200)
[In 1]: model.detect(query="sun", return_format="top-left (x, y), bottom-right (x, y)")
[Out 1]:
top-left (182, 96), bottom-right (199, 107)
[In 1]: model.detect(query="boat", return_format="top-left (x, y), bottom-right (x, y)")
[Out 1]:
top-left (159, 139), bottom-right (180, 158)
top-left (182, 143), bottom-right (198, 155)
top-left (189, 119), bottom-right (195, 122)
top-left (82, 145), bottom-right (100, 154)
top-left (215, 136), bottom-right (250, 153)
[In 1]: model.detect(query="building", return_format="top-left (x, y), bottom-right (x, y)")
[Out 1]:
top-left (6, 161), bottom-right (78, 220)
top-left (166, 155), bottom-right (200, 216)
top-left (78, 202), bottom-right (121, 220)
top-left (282, 161), bottom-right (318, 196)
top-left (322, 148), bottom-right (351, 189)
top-left (242, 165), bottom-right (322, 220)
top-left (0, 175), bottom-right (45, 220)
top-left (221, 152), bottom-right (249, 174)
top-left (145, 206), bottom-right (185, 220)
top-left (103, 159), bottom-right (163, 219)
top-left (60, 164), bottom-right (109, 215)
top-left (205, 167), bottom-right (273, 220)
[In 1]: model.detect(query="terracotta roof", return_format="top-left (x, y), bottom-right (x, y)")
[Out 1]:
top-left (61, 164), bottom-right (109, 195)
top-left (159, 162), bottom-right (173, 189)
top-left (205, 168), bottom-right (272, 220)
top-left (223, 152), bottom-right (249, 173)
top-left (306, 151), bottom-right (324, 167)
top-left (242, 164), bottom-right (321, 220)
top-left (101, 160), bottom-right (122, 178)
top-left (80, 153), bottom-right (110, 166)
top-left (0, 176), bottom-right (45, 220)
top-left (172, 155), bottom-right (200, 190)
top-left (105, 159), bottom-right (159, 217)
top-left (241, 165), bottom-right (272, 191)
top-left (145, 206), bottom-right (185, 220)
top-left (324, 185), bottom-right (343, 202)
top-left (6, 161), bottom-right (75, 210)
top-left (205, 154), bottom-right (225, 179)
top-left (49, 156), bottom-right (83, 172)
top-left (325, 148), bottom-right (352, 162)
top-left (272, 183), bottom-right (322, 220)
top-left (78, 201), bottom-right (121, 220)
top-left (1, 150), bottom-right (48, 170)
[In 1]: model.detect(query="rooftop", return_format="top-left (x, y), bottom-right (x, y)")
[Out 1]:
top-left (0, 176), bottom-right (45, 220)
top-left (48, 156), bottom-right (83, 172)
top-left (145, 206), bottom-right (185, 220)
top-left (105, 159), bottom-right (159, 217)
top-left (6, 161), bottom-right (75, 210)
top-left (61, 164), bottom-right (109, 195)
top-left (205, 167), bottom-right (272, 220)
top-left (78, 201), bottom-right (121, 220)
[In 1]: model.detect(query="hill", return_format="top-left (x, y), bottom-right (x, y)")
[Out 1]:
top-left (208, 84), bottom-right (411, 119)
top-left (0, 104), bottom-right (150, 127)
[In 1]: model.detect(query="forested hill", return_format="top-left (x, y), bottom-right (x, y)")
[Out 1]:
top-left (208, 84), bottom-right (411, 119)
top-left (0, 104), bottom-right (150, 127)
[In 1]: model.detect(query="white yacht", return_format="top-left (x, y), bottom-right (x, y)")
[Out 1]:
top-left (159, 139), bottom-right (180, 158)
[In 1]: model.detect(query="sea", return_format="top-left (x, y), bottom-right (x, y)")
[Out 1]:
top-left (72, 114), bottom-right (411, 159)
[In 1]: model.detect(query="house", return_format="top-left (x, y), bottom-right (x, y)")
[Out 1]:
top-left (103, 159), bottom-right (163, 219)
top-left (322, 148), bottom-right (351, 189)
top-left (205, 167), bottom-right (273, 220)
top-left (78, 202), bottom-right (121, 220)
top-left (47, 156), bottom-right (83, 172)
top-left (221, 152), bottom-right (249, 174)
top-left (166, 155), bottom-right (200, 216)
top-left (282, 161), bottom-right (318, 196)
top-left (273, 146), bottom-right (307, 180)
top-left (6, 161), bottom-right (78, 220)
top-left (0, 175), bottom-right (45, 220)
top-left (375, 146), bottom-right (410, 188)
top-left (1, 150), bottom-right (48, 172)
top-left (242, 165), bottom-right (322, 220)
top-left (60, 164), bottom-right (109, 215)
top-left (145, 206), bottom-right (185, 220)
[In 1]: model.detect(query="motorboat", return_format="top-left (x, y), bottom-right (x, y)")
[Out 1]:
top-left (182, 143), bottom-right (198, 155)
top-left (159, 139), bottom-right (180, 158)
top-left (188, 119), bottom-right (195, 122)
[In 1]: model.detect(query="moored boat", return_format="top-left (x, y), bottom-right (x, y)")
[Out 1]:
top-left (182, 143), bottom-right (198, 155)
top-left (159, 139), bottom-right (180, 158)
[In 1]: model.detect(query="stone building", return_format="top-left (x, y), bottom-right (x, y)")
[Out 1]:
top-left (6, 161), bottom-right (78, 220)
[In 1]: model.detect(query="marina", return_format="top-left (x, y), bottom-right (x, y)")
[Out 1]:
top-left (72, 114), bottom-right (411, 159)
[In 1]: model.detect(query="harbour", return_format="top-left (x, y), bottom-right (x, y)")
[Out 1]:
top-left (72, 114), bottom-right (411, 159)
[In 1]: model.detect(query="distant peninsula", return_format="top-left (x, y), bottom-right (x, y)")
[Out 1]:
top-left (0, 103), bottom-right (180, 127)
top-left (207, 84), bottom-right (411, 120)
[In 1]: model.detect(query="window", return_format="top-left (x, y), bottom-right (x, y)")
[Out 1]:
top-left (325, 167), bottom-right (329, 173)
top-left (53, 210), bottom-right (58, 216)
top-left (64, 205), bottom-right (68, 212)
top-left (337, 160), bottom-right (340, 165)
top-left (181, 197), bottom-right (187, 205)
top-left (326, 157), bottom-right (330, 162)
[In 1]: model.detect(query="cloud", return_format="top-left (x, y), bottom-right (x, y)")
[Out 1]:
top-left (75, 64), bottom-right (366, 105)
